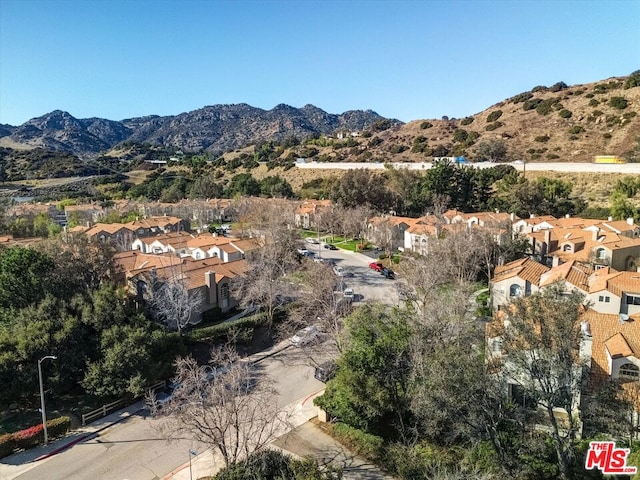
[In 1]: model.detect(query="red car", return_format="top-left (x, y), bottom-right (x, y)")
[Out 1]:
top-left (369, 262), bottom-right (384, 271)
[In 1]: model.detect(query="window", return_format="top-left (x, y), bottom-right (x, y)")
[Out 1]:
top-left (509, 284), bottom-right (522, 297)
top-left (598, 295), bottom-right (610, 303)
top-left (596, 248), bottom-right (606, 259)
top-left (619, 363), bottom-right (639, 380)
top-left (221, 283), bottom-right (229, 308)
top-left (625, 295), bottom-right (640, 306)
top-left (563, 244), bottom-right (572, 252)
top-left (509, 384), bottom-right (537, 410)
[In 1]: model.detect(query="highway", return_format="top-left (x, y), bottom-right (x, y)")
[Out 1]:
top-left (296, 161), bottom-right (640, 174)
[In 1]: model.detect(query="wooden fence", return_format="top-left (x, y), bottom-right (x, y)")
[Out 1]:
top-left (81, 381), bottom-right (166, 426)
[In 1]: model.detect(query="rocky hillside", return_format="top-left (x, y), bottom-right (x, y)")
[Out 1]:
top-left (1, 72), bottom-right (638, 163)
top-left (0, 104), bottom-right (395, 157)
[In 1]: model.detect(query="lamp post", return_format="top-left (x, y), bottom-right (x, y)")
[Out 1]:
top-left (38, 355), bottom-right (57, 445)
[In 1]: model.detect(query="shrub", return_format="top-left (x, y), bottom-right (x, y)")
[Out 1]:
top-left (389, 145), bottom-right (408, 154)
top-left (592, 109), bottom-right (604, 117)
top-left (531, 85), bottom-right (547, 92)
top-left (585, 93), bottom-right (595, 98)
top-left (569, 135), bottom-right (579, 141)
top-left (453, 129), bottom-right (468, 142)
top-left (568, 126), bottom-right (585, 134)
top-left (536, 99), bottom-right (559, 115)
top-left (485, 121), bottom-right (503, 131)
top-left (331, 423), bottom-right (384, 461)
top-left (610, 96), bottom-right (628, 110)
top-left (420, 121), bottom-right (433, 129)
top-left (624, 70), bottom-right (640, 89)
top-left (368, 136), bottom-right (383, 147)
top-left (547, 154), bottom-right (560, 159)
top-left (12, 423), bottom-right (44, 450)
top-left (0, 433), bottom-right (16, 458)
top-left (486, 110), bottom-right (503, 122)
top-left (535, 135), bottom-right (551, 142)
top-left (550, 81), bottom-right (568, 92)
top-left (603, 133), bottom-right (612, 139)
top-left (624, 111), bottom-right (638, 120)
top-left (523, 98), bottom-right (542, 111)
top-left (47, 416), bottom-right (71, 439)
top-left (589, 98), bottom-right (600, 107)
top-left (606, 115), bottom-right (621, 126)
top-left (558, 109), bottom-right (572, 118)
top-left (512, 92), bottom-right (533, 104)
top-left (460, 116), bottom-right (474, 125)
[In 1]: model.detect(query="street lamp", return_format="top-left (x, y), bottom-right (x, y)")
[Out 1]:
top-left (38, 355), bottom-right (57, 445)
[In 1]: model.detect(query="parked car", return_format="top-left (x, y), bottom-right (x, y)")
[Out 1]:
top-left (297, 248), bottom-right (310, 256)
top-left (324, 243), bottom-right (338, 250)
top-left (314, 361), bottom-right (338, 383)
top-left (369, 262), bottom-right (384, 271)
top-left (291, 324), bottom-right (320, 347)
top-left (306, 238), bottom-right (320, 244)
top-left (333, 266), bottom-right (345, 277)
top-left (381, 267), bottom-right (395, 279)
top-left (343, 288), bottom-right (354, 300)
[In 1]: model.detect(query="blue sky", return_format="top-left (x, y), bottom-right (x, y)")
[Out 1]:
top-left (1, 0), bottom-right (638, 126)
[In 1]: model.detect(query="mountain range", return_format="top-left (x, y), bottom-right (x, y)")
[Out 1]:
top-left (0, 104), bottom-right (395, 158)
top-left (1, 72), bottom-right (639, 163)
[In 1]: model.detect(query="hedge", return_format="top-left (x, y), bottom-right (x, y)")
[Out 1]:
top-left (331, 423), bottom-right (384, 461)
top-left (0, 416), bottom-right (71, 458)
top-left (0, 433), bottom-right (16, 458)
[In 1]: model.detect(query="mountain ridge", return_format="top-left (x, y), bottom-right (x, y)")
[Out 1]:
top-left (0, 104), bottom-right (395, 157)
top-left (0, 72), bottom-right (639, 162)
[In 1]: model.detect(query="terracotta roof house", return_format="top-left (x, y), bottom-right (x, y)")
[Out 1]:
top-left (295, 200), bottom-right (333, 229)
top-left (489, 255), bottom-right (640, 416)
top-left (126, 256), bottom-right (250, 324)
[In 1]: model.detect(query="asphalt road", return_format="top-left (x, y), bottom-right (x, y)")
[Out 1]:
top-left (9, 348), bottom-right (328, 480)
top-left (297, 161), bottom-right (640, 174)
top-left (306, 242), bottom-right (400, 306)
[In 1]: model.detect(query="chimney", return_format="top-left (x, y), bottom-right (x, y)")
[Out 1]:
top-left (592, 227), bottom-right (600, 241)
top-left (608, 216), bottom-right (613, 222)
top-left (544, 229), bottom-right (551, 247)
top-left (552, 255), bottom-right (561, 267)
top-left (565, 213), bottom-right (570, 218)
top-left (205, 271), bottom-right (216, 305)
top-left (530, 213), bottom-right (535, 219)
top-left (510, 212), bottom-right (516, 222)
top-left (627, 217), bottom-right (634, 226)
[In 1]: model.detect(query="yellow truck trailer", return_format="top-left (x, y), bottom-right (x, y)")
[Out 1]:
top-left (594, 155), bottom-right (626, 164)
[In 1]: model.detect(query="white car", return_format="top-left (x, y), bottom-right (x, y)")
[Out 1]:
top-left (291, 325), bottom-right (320, 347)
top-left (306, 238), bottom-right (320, 244)
top-left (333, 266), bottom-right (345, 277)
top-left (343, 288), bottom-right (354, 300)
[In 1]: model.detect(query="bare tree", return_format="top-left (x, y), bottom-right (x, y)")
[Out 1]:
top-left (150, 347), bottom-right (290, 467)
top-left (286, 261), bottom-right (352, 354)
top-left (231, 198), bottom-right (300, 325)
top-left (368, 217), bottom-right (397, 259)
top-left (500, 283), bottom-right (588, 480)
top-left (147, 270), bottom-right (204, 334)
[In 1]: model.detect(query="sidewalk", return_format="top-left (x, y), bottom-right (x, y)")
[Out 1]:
top-left (163, 389), bottom-right (325, 480)
top-left (0, 341), bottom-right (296, 480)
top-left (273, 420), bottom-right (396, 480)
top-left (0, 401), bottom-right (145, 480)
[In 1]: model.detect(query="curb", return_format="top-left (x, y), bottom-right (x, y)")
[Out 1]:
top-left (33, 407), bottom-right (144, 462)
